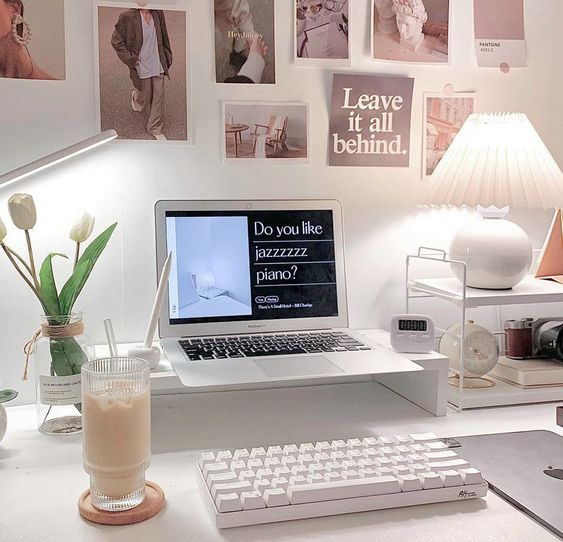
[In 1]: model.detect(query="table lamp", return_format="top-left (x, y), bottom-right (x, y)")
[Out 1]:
top-left (425, 113), bottom-right (563, 289)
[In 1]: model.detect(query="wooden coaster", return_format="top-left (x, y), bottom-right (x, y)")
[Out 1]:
top-left (78, 481), bottom-right (165, 525)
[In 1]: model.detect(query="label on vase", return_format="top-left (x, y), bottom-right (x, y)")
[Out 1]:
top-left (39, 374), bottom-right (82, 405)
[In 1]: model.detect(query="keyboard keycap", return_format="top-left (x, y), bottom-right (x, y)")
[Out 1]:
top-left (240, 490), bottom-right (265, 510)
top-left (418, 472), bottom-right (443, 489)
top-left (440, 470), bottom-right (463, 487)
top-left (212, 481), bottom-right (253, 500)
top-left (216, 493), bottom-right (242, 512)
top-left (398, 474), bottom-right (423, 492)
top-left (426, 459), bottom-right (470, 472)
top-left (263, 488), bottom-right (290, 507)
top-left (288, 475), bottom-right (401, 504)
top-left (461, 468), bottom-right (484, 485)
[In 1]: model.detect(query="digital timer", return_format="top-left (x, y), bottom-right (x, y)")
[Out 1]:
top-left (390, 314), bottom-right (435, 354)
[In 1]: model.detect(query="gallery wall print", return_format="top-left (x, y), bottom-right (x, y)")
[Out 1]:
top-left (295, 0), bottom-right (350, 67)
top-left (329, 73), bottom-right (414, 167)
top-left (0, 0), bottom-right (66, 80)
top-left (94, 1), bottom-right (190, 142)
top-left (222, 101), bottom-right (309, 164)
top-left (422, 92), bottom-right (475, 180)
top-left (214, 0), bottom-right (276, 84)
top-left (372, 0), bottom-right (450, 64)
top-left (473, 0), bottom-right (527, 68)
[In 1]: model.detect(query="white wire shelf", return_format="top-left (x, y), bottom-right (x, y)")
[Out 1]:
top-left (410, 275), bottom-right (563, 308)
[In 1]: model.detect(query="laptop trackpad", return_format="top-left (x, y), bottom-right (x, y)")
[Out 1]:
top-left (255, 356), bottom-right (344, 378)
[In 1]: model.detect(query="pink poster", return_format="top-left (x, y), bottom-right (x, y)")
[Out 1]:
top-left (329, 73), bottom-right (414, 167)
top-left (473, 0), bottom-right (526, 68)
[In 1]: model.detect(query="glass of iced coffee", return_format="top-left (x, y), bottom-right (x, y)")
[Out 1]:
top-left (82, 357), bottom-right (151, 511)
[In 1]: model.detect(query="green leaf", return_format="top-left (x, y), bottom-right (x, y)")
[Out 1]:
top-left (58, 259), bottom-right (92, 316)
top-left (0, 389), bottom-right (18, 403)
top-left (39, 253), bottom-right (68, 316)
top-left (58, 223), bottom-right (117, 314)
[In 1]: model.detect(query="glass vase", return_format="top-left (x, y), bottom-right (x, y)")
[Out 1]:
top-left (33, 313), bottom-right (93, 435)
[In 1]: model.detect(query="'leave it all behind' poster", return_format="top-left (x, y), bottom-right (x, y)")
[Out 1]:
top-left (329, 73), bottom-right (414, 167)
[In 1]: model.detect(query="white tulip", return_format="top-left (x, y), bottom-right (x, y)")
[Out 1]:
top-left (8, 193), bottom-right (36, 230)
top-left (0, 216), bottom-right (6, 243)
top-left (69, 211), bottom-right (95, 243)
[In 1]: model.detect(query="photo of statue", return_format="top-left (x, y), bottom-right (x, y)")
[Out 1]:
top-left (372, 0), bottom-right (449, 63)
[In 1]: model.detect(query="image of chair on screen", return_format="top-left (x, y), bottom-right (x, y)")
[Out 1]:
top-left (170, 216), bottom-right (252, 319)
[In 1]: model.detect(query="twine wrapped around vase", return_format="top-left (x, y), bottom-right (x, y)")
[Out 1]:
top-left (23, 320), bottom-right (85, 380)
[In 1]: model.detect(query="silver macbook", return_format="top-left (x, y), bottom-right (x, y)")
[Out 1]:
top-left (454, 430), bottom-right (563, 539)
top-left (155, 200), bottom-right (420, 389)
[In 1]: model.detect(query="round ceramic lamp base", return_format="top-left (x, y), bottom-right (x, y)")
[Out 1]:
top-left (450, 216), bottom-right (532, 290)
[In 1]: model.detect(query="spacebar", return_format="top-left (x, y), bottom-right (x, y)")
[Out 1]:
top-left (241, 348), bottom-right (307, 357)
top-left (287, 476), bottom-right (400, 504)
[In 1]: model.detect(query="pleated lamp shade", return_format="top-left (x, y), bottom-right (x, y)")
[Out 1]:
top-left (425, 113), bottom-right (563, 209)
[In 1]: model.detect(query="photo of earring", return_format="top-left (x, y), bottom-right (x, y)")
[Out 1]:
top-left (11, 13), bottom-right (32, 46)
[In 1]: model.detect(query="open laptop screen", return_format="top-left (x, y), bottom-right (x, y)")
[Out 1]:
top-left (165, 209), bottom-right (338, 325)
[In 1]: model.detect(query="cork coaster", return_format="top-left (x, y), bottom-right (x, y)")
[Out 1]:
top-left (78, 481), bottom-right (165, 525)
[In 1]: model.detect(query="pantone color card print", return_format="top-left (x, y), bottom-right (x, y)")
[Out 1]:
top-left (473, 0), bottom-right (526, 68)
top-left (95, 2), bottom-right (189, 142)
top-left (372, 0), bottom-right (450, 64)
top-left (223, 101), bottom-right (309, 164)
top-left (423, 93), bottom-right (475, 179)
top-left (329, 73), bottom-right (414, 167)
top-left (295, 0), bottom-right (350, 67)
top-left (215, 0), bottom-right (276, 84)
top-left (0, 0), bottom-right (66, 80)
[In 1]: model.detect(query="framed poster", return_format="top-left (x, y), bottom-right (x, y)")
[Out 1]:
top-left (423, 92), bottom-right (476, 180)
top-left (222, 101), bottom-right (309, 164)
top-left (214, 0), bottom-right (276, 84)
top-left (295, 0), bottom-right (350, 67)
top-left (329, 73), bottom-right (414, 167)
top-left (372, 0), bottom-right (450, 64)
top-left (474, 0), bottom-right (526, 68)
top-left (0, 0), bottom-right (65, 80)
top-left (94, 1), bottom-right (190, 142)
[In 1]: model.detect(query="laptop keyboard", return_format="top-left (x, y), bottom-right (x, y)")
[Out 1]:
top-left (179, 332), bottom-right (371, 361)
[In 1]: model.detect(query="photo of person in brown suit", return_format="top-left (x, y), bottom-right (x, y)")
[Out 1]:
top-left (96, 4), bottom-right (188, 142)
top-left (111, 8), bottom-right (172, 140)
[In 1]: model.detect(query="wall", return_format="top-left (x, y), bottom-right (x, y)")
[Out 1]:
top-left (0, 0), bottom-right (562, 405)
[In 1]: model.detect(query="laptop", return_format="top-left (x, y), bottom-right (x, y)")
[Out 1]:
top-left (453, 430), bottom-right (563, 539)
top-left (155, 200), bottom-right (420, 390)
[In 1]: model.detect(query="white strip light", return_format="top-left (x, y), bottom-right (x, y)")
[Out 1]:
top-left (0, 130), bottom-right (118, 189)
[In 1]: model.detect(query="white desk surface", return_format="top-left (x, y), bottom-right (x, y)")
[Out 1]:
top-left (2, 382), bottom-right (562, 541)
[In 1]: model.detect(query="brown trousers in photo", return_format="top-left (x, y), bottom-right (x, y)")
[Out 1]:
top-left (134, 75), bottom-right (165, 136)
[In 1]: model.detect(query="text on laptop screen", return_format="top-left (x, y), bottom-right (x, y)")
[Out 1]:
top-left (165, 210), bottom-right (338, 325)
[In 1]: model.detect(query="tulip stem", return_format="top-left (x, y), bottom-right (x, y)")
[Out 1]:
top-left (1, 243), bottom-right (46, 312)
top-left (24, 229), bottom-right (40, 291)
top-left (74, 242), bottom-right (80, 271)
top-left (7, 246), bottom-right (33, 277)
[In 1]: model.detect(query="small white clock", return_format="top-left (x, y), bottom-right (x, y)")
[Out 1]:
top-left (390, 314), bottom-right (435, 353)
top-left (439, 321), bottom-right (499, 378)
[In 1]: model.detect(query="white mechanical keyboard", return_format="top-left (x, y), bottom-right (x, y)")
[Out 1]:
top-left (197, 433), bottom-right (488, 528)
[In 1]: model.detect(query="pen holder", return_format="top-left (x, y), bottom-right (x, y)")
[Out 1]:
top-left (127, 346), bottom-right (161, 370)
